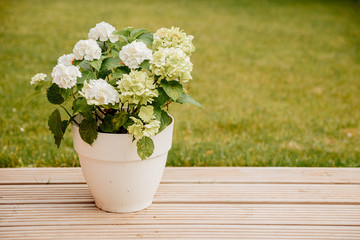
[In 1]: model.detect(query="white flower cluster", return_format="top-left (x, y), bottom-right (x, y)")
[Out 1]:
top-left (116, 70), bottom-right (158, 105)
top-left (58, 53), bottom-right (75, 67)
top-left (88, 21), bottom-right (118, 43)
top-left (73, 39), bottom-right (102, 61)
top-left (80, 79), bottom-right (120, 105)
top-left (51, 64), bottom-right (81, 89)
top-left (151, 47), bottom-right (193, 84)
top-left (30, 73), bottom-right (47, 85)
top-left (119, 41), bottom-right (152, 69)
top-left (153, 27), bottom-right (195, 56)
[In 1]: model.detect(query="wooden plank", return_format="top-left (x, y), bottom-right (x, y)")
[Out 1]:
top-left (0, 168), bottom-right (84, 185)
top-left (1, 183), bottom-right (359, 204)
top-left (1, 225), bottom-right (360, 239)
top-left (1, 203), bottom-right (359, 227)
top-left (163, 167), bottom-right (360, 184)
top-left (1, 167), bottom-right (360, 184)
top-left (1, 168), bottom-right (359, 239)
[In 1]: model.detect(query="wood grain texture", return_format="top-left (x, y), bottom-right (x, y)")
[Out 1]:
top-left (1, 203), bottom-right (359, 227)
top-left (1, 183), bottom-right (359, 204)
top-left (1, 225), bottom-right (360, 239)
top-left (1, 167), bottom-right (360, 184)
top-left (0, 167), bottom-right (359, 239)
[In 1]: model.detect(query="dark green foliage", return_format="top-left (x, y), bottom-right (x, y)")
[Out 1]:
top-left (47, 84), bottom-right (64, 105)
top-left (79, 118), bottom-right (98, 145)
top-left (48, 109), bottom-right (66, 147)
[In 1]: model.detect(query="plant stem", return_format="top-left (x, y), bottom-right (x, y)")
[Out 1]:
top-left (60, 105), bottom-right (79, 125)
top-left (96, 106), bottom-right (106, 115)
top-left (72, 89), bottom-right (78, 99)
top-left (104, 41), bottom-right (107, 51)
top-left (164, 101), bottom-right (172, 108)
top-left (95, 108), bottom-right (104, 122)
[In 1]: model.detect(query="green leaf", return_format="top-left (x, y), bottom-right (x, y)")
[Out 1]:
top-left (111, 68), bottom-right (129, 79)
top-left (112, 111), bottom-right (129, 131)
top-left (154, 108), bottom-right (170, 132)
top-left (99, 115), bottom-right (114, 133)
top-left (110, 48), bottom-right (119, 58)
top-left (123, 117), bottom-right (134, 129)
top-left (98, 69), bottom-right (112, 79)
top-left (77, 84), bottom-right (83, 92)
top-left (77, 71), bottom-right (96, 84)
top-left (155, 87), bottom-right (171, 108)
top-left (72, 98), bottom-right (93, 119)
top-left (137, 32), bottom-right (154, 47)
top-left (153, 106), bottom-right (161, 120)
top-left (89, 59), bottom-right (102, 71)
top-left (177, 93), bottom-right (202, 107)
top-left (136, 136), bottom-right (155, 160)
top-left (108, 41), bottom-right (127, 50)
top-left (62, 120), bottom-right (69, 133)
top-left (47, 84), bottom-right (65, 105)
top-left (79, 60), bottom-right (91, 71)
top-left (100, 57), bottom-right (122, 71)
top-left (161, 80), bottom-right (184, 101)
top-left (97, 41), bottom-right (105, 50)
top-left (72, 60), bottom-right (82, 66)
top-left (140, 60), bottom-right (150, 71)
top-left (108, 78), bottom-right (119, 86)
top-left (48, 109), bottom-right (65, 147)
top-left (130, 28), bottom-right (151, 39)
top-left (59, 88), bottom-right (73, 100)
top-left (79, 118), bottom-right (98, 145)
top-left (159, 110), bottom-right (171, 133)
top-left (113, 27), bottom-right (133, 38)
top-left (119, 35), bottom-right (129, 43)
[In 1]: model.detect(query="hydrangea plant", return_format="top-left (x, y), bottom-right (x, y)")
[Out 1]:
top-left (31, 22), bottom-right (200, 159)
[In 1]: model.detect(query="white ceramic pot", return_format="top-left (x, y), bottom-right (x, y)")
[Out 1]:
top-left (72, 118), bottom-right (174, 213)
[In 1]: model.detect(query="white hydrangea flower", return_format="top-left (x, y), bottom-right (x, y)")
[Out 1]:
top-left (116, 70), bottom-right (158, 105)
top-left (58, 53), bottom-right (75, 67)
top-left (119, 41), bottom-right (153, 69)
top-left (30, 73), bottom-right (47, 85)
top-left (73, 39), bottom-right (102, 61)
top-left (88, 21), bottom-right (118, 43)
top-left (80, 79), bottom-right (120, 105)
top-left (150, 47), bottom-right (193, 84)
top-left (153, 27), bottom-right (195, 56)
top-left (51, 64), bottom-right (81, 89)
top-left (139, 105), bottom-right (154, 122)
top-left (128, 116), bottom-right (160, 140)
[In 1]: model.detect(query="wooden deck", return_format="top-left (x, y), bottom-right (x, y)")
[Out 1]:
top-left (0, 167), bottom-right (360, 239)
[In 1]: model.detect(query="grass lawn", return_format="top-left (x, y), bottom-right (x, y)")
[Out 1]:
top-left (0, 0), bottom-right (359, 167)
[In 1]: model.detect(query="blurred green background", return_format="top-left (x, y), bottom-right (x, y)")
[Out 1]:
top-left (0, 0), bottom-right (359, 167)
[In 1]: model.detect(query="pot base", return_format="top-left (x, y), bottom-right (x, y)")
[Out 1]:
top-left (95, 198), bottom-right (153, 213)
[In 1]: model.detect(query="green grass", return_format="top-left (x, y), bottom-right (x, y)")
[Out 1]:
top-left (1, 0), bottom-right (359, 167)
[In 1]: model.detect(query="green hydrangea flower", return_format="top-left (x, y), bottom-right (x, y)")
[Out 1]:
top-left (139, 105), bottom-right (155, 122)
top-left (150, 47), bottom-right (193, 84)
top-left (116, 70), bottom-right (158, 105)
top-left (128, 116), bottom-right (160, 140)
top-left (153, 27), bottom-right (195, 56)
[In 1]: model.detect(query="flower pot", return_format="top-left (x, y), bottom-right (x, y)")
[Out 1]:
top-left (72, 117), bottom-right (174, 213)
